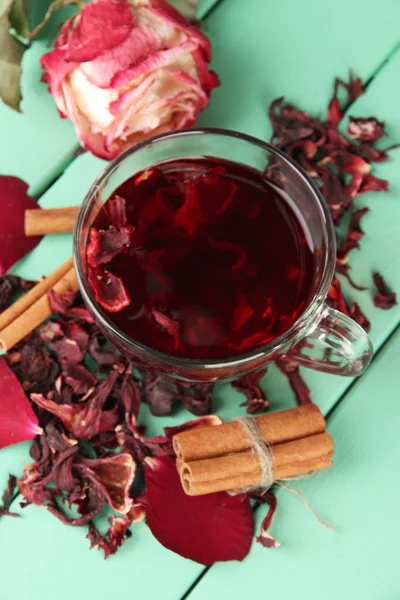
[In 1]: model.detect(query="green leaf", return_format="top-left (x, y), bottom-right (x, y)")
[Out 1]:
top-left (0, 0), bottom-right (26, 111)
top-left (9, 0), bottom-right (30, 38)
top-left (167, 0), bottom-right (199, 20)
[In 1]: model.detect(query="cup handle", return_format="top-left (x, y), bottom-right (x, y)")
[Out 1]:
top-left (281, 304), bottom-right (373, 376)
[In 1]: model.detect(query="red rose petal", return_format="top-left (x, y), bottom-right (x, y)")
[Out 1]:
top-left (87, 226), bottom-right (133, 267)
top-left (145, 456), bottom-right (254, 565)
top-left (0, 358), bottom-right (41, 449)
top-left (66, 0), bottom-right (134, 63)
top-left (0, 176), bottom-right (42, 274)
top-left (88, 267), bottom-right (131, 312)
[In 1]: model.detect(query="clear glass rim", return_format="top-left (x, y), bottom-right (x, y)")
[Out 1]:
top-left (73, 127), bottom-right (336, 370)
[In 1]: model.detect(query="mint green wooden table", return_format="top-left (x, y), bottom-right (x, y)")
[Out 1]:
top-left (1, 1), bottom-right (400, 598)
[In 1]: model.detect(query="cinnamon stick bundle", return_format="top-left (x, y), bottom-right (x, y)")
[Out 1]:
top-left (173, 404), bottom-right (325, 461)
top-left (0, 260), bottom-right (78, 351)
top-left (25, 206), bottom-right (79, 236)
top-left (174, 405), bottom-right (334, 496)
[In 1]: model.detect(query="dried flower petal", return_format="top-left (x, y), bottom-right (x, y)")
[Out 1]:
top-left (175, 180), bottom-right (205, 235)
top-left (0, 358), bottom-right (41, 449)
top-left (0, 176), bottom-right (43, 274)
top-left (88, 267), bottom-right (131, 312)
top-left (276, 361), bottom-right (311, 405)
top-left (232, 369), bottom-right (269, 414)
top-left (152, 310), bottom-right (180, 349)
top-left (77, 453), bottom-right (136, 514)
top-left (87, 226), bottom-right (133, 267)
top-left (31, 370), bottom-right (120, 440)
top-left (359, 174), bottom-right (389, 194)
top-left (145, 456), bottom-right (254, 565)
top-left (106, 195), bottom-right (127, 228)
top-left (373, 272), bottom-right (397, 310)
top-left (347, 117), bottom-right (386, 142)
top-left (349, 302), bottom-right (371, 333)
top-left (250, 489), bottom-right (280, 548)
top-left (163, 414), bottom-right (223, 439)
top-left (87, 516), bottom-right (132, 559)
top-left (0, 474), bottom-right (19, 518)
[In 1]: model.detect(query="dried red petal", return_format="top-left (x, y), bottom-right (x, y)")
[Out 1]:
top-left (152, 310), bottom-right (180, 349)
top-left (250, 489), bottom-right (280, 548)
top-left (31, 370), bottom-right (119, 440)
top-left (359, 174), bottom-right (389, 194)
top-left (276, 361), bottom-right (311, 405)
top-left (1, 474), bottom-right (19, 518)
top-left (175, 180), bottom-right (205, 235)
top-left (0, 358), bottom-right (42, 449)
top-left (87, 226), bottom-right (132, 267)
top-left (50, 338), bottom-right (84, 366)
top-left (145, 456), bottom-right (254, 565)
top-left (373, 272), bottom-right (397, 310)
top-left (349, 302), bottom-right (371, 333)
top-left (77, 453), bottom-right (136, 514)
top-left (87, 516), bottom-right (132, 559)
top-left (106, 195), bottom-right (128, 228)
top-left (346, 117), bottom-right (386, 142)
top-left (0, 176), bottom-right (43, 274)
top-left (88, 267), bottom-right (131, 312)
top-left (163, 414), bottom-right (223, 438)
top-left (232, 369), bottom-right (269, 414)
top-left (327, 96), bottom-right (342, 127)
top-left (342, 153), bottom-right (371, 175)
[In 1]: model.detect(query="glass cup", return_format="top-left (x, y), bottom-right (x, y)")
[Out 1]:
top-left (73, 128), bottom-right (373, 383)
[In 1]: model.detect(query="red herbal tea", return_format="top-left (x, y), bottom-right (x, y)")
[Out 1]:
top-left (86, 157), bottom-right (315, 359)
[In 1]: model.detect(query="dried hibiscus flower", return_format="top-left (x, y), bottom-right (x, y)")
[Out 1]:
top-left (372, 272), bottom-right (397, 310)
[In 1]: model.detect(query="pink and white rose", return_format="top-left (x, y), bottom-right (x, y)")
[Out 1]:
top-left (41, 0), bottom-right (219, 159)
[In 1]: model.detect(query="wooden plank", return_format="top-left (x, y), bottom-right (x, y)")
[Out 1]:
top-left (185, 325), bottom-right (400, 600)
top-left (1, 2), bottom-right (400, 600)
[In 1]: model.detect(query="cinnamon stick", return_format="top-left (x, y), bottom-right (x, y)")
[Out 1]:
top-left (180, 432), bottom-right (334, 496)
top-left (0, 257), bottom-right (73, 332)
top-left (173, 404), bottom-right (325, 462)
top-left (25, 206), bottom-right (79, 236)
top-left (0, 267), bottom-right (78, 351)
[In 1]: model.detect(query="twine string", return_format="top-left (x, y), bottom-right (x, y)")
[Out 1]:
top-left (233, 416), bottom-right (334, 531)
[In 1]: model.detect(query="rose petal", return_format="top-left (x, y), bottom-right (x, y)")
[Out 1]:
top-left (0, 358), bottom-right (42, 449)
top-left (66, 0), bottom-right (134, 63)
top-left (145, 456), bottom-right (254, 565)
top-left (0, 176), bottom-right (43, 274)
